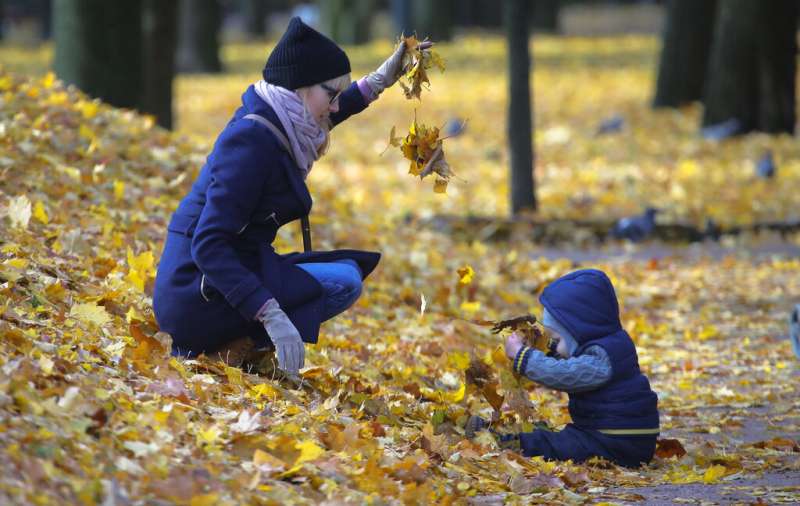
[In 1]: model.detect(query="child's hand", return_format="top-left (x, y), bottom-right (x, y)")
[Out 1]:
top-left (504, 332), bottom-right (525, 360)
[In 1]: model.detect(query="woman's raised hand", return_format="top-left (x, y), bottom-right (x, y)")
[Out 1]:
top-left (363, 39), bottom-right (434, 98)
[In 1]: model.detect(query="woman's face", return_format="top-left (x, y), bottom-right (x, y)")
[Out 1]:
top-left (303, 83), bottom-right (343, 126)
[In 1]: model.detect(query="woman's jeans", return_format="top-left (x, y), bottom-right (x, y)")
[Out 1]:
top-left (296, 259), bottom-right (363, 322)
top-left (172, 260), bottom-right (363, 357)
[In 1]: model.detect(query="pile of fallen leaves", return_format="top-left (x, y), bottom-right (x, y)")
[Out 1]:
top-left (2, 40), bottom-right (800, 505)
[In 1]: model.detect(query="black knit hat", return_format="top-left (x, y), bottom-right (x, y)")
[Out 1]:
top-left (263, 17), bottom-right (351, 90)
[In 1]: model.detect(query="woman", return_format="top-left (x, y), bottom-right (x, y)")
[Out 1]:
top-left (154, 17), bottom-right (424, 375)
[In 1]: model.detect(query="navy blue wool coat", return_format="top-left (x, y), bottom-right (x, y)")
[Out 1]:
top-left (539, 269), bottom-right (660, 434)
top-left (153, 83), bottom-right (380, 355)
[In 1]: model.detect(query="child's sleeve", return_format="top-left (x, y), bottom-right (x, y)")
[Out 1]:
top-left (512, 345), bottom-right (612, 393)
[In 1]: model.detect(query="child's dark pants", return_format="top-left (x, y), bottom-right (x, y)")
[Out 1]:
top-left (518, 423), bottom-right (656, 468)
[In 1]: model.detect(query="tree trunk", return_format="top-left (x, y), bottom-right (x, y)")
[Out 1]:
top-left (142, 0), bottom-right (177, 129)
top-left (318, 0), bottom-right (373, 45)
top-left (177, 0), bottom-right (223, 73)
top-left (241, 0), bottom-right (267, 38)
top-left (505, 0), bottom-right (535, 214)
top-left (53, 0), bottom-right (143, 110)
top-left (34, 0), bottom-right (53, 40)
top-left (653, 0), bottom-right (717, 108)
top-left (702, 0), bottom-right (798, 134)
top-left (410, 0), bottom-right (455, 42)
top-left (531, 0), bottom-right (560, 34)
top-left (391, 0), bottom-right (413, 36)
top-left (455, 0), bottom-right (502, 28)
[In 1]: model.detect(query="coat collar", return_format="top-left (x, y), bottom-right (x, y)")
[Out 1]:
top-left (241, 85), bottom-right (312, 214)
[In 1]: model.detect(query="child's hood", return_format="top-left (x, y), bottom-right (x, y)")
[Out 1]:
top-left (539, 269), bottom-right (622, 346)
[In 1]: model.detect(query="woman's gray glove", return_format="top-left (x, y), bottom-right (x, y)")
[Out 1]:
top-left (363, 40), bottom-right (434, 97)
top-left (257, 298), bottom-right (304, 376)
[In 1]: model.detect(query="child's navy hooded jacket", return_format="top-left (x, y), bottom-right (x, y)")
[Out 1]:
top-left (539, 269), bottom-right (660, 435)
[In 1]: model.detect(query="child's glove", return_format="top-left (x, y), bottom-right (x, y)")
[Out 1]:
top-left (257, 298), bottom-right (304, 376)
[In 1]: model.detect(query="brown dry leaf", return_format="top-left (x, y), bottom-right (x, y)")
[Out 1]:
top-left (481, 381), bottom-right (505, 413)
top-left (751, 437), bottom-right (800, 452)
top-left (655, 438), bottom-right (687, 459)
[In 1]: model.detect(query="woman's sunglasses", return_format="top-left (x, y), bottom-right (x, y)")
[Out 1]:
top-left (319, 83), bottom-right (343, 105)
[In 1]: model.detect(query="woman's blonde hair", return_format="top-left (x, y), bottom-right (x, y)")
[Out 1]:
top-left (295, 73), bottom-right (351, 156)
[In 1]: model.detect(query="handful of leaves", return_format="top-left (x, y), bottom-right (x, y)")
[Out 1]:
top-left (399, 35), bottom-right (445, 100)
top-left (491, 315), bottom-right (550, 354)
top-left (388, 115), bottom-right (455, 193)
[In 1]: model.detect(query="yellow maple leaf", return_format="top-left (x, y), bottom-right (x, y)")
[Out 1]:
top-left (441, 381), bottom-right (465, 403)
top-left (294, 440), bottom-right (324, 465)
top-left (703, 464), bottom-right (728, 483)
top-left (126, 248), bottom-right (155, 291)
top-left (77, 99), bottom-right (99, 119)
top-left (225, 366), bottom-right (244, 387)
top-left (41, 72), bottom-right (56, 89)
top-left (448, 351), bottom-right (471, 370)
top-left (248, 383), bottom-right (279, 400)
top-left (460, 301), bottom-right (481, 313)
top-left (189, 493), bottom-right (219, 506)
top-left (113, 180), bottom-right (125, 201)
top-left (69, 302), bottom-right (112, 327)
top-left (197, 425), bottom-right (221, 446)
top-left (44, 281), bottom-right (66, 301)
top-left (457, 265), bottom-right (474, 285)
top-left (33, 201), bottom-right (49, 224)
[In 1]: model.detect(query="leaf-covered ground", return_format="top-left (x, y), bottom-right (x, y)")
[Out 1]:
top-left (1, 36), bottom-right (799, 505)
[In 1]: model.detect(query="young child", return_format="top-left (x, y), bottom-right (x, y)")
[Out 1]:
top-left (468, 268), bottom-right (659, 468)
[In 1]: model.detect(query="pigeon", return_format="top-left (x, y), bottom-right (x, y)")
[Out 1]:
top-left (790, 304), bottom-right (800, 359)
top-left (755, 151), bottom-right (776, 179)
top-left (611, 207), bottom-right (659, 242)
top-left (596, 115), bottom-right (625, 135)
top-left (703, 217), bottom-right (721, 241)
top-left (701, 118), bottom-right (744, 141)
top-left (442, 117), bottom-right (466, 138)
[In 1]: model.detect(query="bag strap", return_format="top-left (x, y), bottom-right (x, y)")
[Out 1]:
top-left (242, 113), bottom-right (312, 253)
